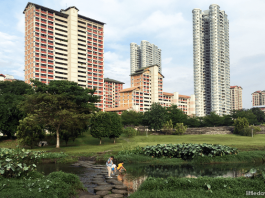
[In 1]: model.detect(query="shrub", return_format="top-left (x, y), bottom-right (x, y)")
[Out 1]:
top-left (173, 123), bottom-right (187, 135)
top-left (234, 117), bottom-right (249, 134)
top-left (0, 147), bottom-right (67, 178)
top-left (0, 171), bottom-right (84, 198)
top-left (0, 147), bottom-right (44, 178)
top-left (123, 127), bottom-right (137, 138)
top-left (239, 127), bottom-right (253, 136)
top-left (141, 143), bottom-right (238, 160)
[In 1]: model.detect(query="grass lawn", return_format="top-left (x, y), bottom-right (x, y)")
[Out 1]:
top-left (1, 133), bottom-right (265, 154)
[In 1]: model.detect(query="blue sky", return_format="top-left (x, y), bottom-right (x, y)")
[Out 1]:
top-left (0, 0), bottom-right (265, 109)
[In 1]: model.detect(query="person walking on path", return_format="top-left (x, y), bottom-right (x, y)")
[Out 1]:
top-left (106, 156), bottom-right (114, 178)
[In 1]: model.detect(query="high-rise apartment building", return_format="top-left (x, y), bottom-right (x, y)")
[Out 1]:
top-left (104, 78), bottom-right (124, 109)
top-left (105, 64), bottom-right (195, 115)
top-left (252, 90), bottom-right (265, 106)
top-left (230, 86), bottom-right (242, 110)
top-left (23, 3), bottom-right (105, 110)
top-left (130, 41), bottom-right (161, 75)
top-left (193, 4), bottom-right (230, 116)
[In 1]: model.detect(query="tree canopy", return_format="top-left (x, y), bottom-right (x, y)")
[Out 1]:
top-left (143, 103), bottom-right (167, 131)
top-left (19, 80), bottom-right (99, 148)
top-left (0, 80), bottom-right (34, 138)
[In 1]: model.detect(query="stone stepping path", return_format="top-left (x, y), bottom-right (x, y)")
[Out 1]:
top-left (74, 160), bottom-right (128, 197)
top-left (94, 186), bottom-right (112, 192)
top-left (103, 194), bottom-right (123, 198)
top-left (112, 189), bottom-right (128, 195)
top-left (96, 190), bottom-right (111, 197)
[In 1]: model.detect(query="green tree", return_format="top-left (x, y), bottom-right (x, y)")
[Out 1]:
top-left (90, 112), bottom-right (111, 144)
top-left (203, 112), bottom-right (224, 127)
top-left (174, 123), bottom-right (187, 135)
top-left (143, 103), bottom-right (167, 132)
top-left (0, 80), bottom-right (34, 138)
top-left (109, 112), bottom-right (123, 143)
top-left (166, 105), bottom-right (187, 126)
top-left (163, 119), bottom-right (173, 135)
top-left (251, 108), bottom-right (265, 124)
top-left (19, 80), bottom-right (98, 148)
top-left (123, 127), bottom-right (137, 138)
top-left (223, 114), bottom-right (233, 126)
top-left (17, 115), bottom-right (45, 149)
top-left (185, 116), bottom-right (202, 127)
top-left (234, 117), bottom-right (249, 134)
top-left (121, 110), bottom-right (143, 126)
top-left (232, 109), bottom-right (257, 125)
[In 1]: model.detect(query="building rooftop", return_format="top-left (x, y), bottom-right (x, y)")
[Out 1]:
top-left (0, 74), bottom-right (6, 77)
top-left (119, 86), bottom-right (140, 93)
top-left (23, 2), bottom-right (105, 25)
top-left (104, 78), bottom-right (124, 84)
top-left (163, 92), bottom-right (174, 96)
top-left (179, 94), bottom-right (191, 99)
top-left (105, 107), bottom-right (128, 112)
top-left (130, 64), bottom-right (164, 77)
top-left (230, 86), bottom-right (242, 89)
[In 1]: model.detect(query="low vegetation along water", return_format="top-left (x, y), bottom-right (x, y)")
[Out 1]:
top-left (37, 162), bottom-right (264, 196)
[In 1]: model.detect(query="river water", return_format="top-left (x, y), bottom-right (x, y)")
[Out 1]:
top-left (37, 162), bottom-right (264, 195)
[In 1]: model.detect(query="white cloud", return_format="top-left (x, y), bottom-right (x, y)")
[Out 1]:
top-left (1, 0), bottom-right (265, 109)
top-left (104, 51), bottom-right (130, 88)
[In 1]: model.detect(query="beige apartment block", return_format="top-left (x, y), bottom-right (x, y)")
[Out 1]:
top-left (230, 86), bottom-right (242, 111)
top-left (105, 64), bottom-right (195, 116)
top-left (23, 3), bottom-right (105, 110)
top-left (252, 90), bottom-right (265, 106)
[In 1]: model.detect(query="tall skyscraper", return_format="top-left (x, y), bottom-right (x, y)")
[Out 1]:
top-left (130, 40), bottom-right (161, 75)
top-left (230, 86), bottom-right (243, 110)
top-left (23, 3), bottom-right (105, 110)
top-left (192, 4), bottom-right (230, 116)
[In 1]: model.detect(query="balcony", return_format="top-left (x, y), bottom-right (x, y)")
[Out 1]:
top-left (48, 72), bottom-right (53, 74)
top-left (36, 24), bottom-right (39, 27)
top-left (48, 13), bottom-right (53, 16)
top-left (41, 11), bottom-right (46, 14)
top-left (48, 77), bottom-right (53, 79)
top-left (41, 56), bottom-right (46, 59)
top-left (41, 16), bottom-right (47, 19)
top-left (87, 29), bottom-right (92, 33)
top-left (41, 41), bottom-right (47, 44)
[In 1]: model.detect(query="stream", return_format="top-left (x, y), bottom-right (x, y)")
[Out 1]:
top-left (37, 162), bottom-right (264, 195)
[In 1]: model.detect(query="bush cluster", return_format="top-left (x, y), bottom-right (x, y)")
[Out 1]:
top-left (0, 147), bottom-right (67, 178)
top-left (141, 143), bottom-right (238, 160)
top-left (0, 171), bottom-right (84, 198)
top-left (123, 127), bottom-right (137, 138)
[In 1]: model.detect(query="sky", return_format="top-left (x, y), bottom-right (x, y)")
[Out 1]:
top-left (0, 0), bottom-right (265, 109)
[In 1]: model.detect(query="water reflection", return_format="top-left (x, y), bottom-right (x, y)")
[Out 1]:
top-left (37, 162), bottom-right (264, 194)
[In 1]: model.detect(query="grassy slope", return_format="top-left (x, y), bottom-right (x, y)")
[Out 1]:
top-left (1, 133), bottom-right (265, 154)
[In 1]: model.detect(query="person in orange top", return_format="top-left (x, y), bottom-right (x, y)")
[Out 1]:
top-left (117, 161), bottom-right (126, 172)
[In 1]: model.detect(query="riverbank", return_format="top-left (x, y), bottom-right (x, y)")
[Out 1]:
top-left (0, 171), bottom-right (85, 198)
top-left (129, 176), bottom-right (265, 198)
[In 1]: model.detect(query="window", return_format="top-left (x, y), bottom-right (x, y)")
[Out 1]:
top-left (41, 19), bottom-right (46, 23)
top-left (48, 26), bottom-right (53, 29)
top-left (41, 14), bottom-right (46, 17)
top-left (48, 16), bottom-right (53, 20)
